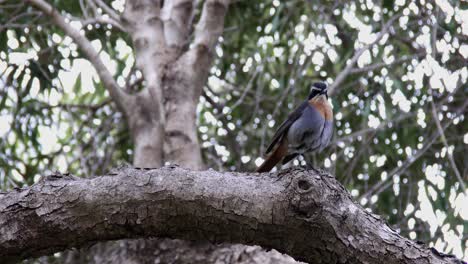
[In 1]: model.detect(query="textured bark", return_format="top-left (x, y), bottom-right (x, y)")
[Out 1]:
top-left (0, 167), bottom-right (462, 264)
top-left (121, 0), bottom-right (228, 170)
top-left (56, 239), bottom-right (300, 264)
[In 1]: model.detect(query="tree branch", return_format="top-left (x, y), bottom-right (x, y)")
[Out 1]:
top-left (0, 167), bottom-right (462, 264)
top-left (184, 0), bottom-right (230, 72)
top-left (360, 100), bottom-right (468, 200)
top-left (81, 16), bottom-right (126, 32)
top-left (429, 100), bottom-right (465, 190)
top-left (427, 6), bottom-right (465, 190)
top-left (328, 15), bottom-right (400, 95)
top-left (92, 0), bottom-right (122, 23)
top-left (192, 0), bottom-right (229, 51)
top-left (26, 0), bottom-right (130, 113)
top-left (161, 0), bottom-right (196, 47)
top-left (348, 52), bottom-right (426, 74)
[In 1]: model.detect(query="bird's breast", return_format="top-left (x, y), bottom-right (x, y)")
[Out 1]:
top-left (286, 106), bottom-right (323, 151)
top-left (308, 95), bottom-right (333, 121)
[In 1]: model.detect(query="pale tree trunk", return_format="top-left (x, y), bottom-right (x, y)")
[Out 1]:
top-left (123, 0), bottom-right (221, 170)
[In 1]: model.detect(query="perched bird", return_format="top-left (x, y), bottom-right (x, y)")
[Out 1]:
top-left (256, 82), bottom-right (333, 172)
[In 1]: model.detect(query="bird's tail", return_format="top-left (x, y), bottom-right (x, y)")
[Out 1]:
top-left (256, 139), bottom-right (288, 173)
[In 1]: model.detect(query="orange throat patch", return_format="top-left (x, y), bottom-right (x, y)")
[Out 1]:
top-left (308, 95), bottom-right (333, 121)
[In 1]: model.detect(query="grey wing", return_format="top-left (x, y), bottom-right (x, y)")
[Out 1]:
top-left (265, 101), bottom-right (308, 154)
top-left (287, 106), bottom-right (325, 152)
top-left (319, 120), bottom-right (334, 151)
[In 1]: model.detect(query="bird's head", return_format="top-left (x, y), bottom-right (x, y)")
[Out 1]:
top-left (308, 82), bottom-right (328, 100)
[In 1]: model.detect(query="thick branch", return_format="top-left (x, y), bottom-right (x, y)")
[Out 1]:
top-left (162, 0), bottom-right (196, 47)
top-left (184, 0), bottom-right (229, 73)
top-left (27, 0), bottom-right (129, 113)
top-left (0, 167), bottom-right (460, 264)
top-left (192, 0), bottom-right (229, 50)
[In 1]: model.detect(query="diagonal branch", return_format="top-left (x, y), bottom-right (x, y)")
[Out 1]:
top-left (429, 100), bottom-right (465, 190)
top-left (328, 15), bottom-right (401, 95)
top-left (0, 167), bottom-right (462, 264)
top-left (427, 6), bottom-right (465, 190)
top-left (360, 100), bottom-right (468, 200)
top-left (161, 0), bottom-right (196, 47)
top-left (348, 52), bottom-right (426, 74)
top-left (192, 0), bottom-right (230, 51)
top-left (91, 0), bottom-right (122, 23)
top-left (183, 0), bottom-right (230, 72)
top-left (26, 0), bottom-right (130, 113)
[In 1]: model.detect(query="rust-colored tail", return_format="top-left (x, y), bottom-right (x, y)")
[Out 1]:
top-left (256, 139), bottom-right (288, 172)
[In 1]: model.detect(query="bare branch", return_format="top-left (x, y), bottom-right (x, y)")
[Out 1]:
top-left (183, 0), bottom-right (230, 71)
top-left (333, 111), bottom-right (415, 144)
top-left (0, 167), bottom-right (461, 264)
top-left (348, 52), bottom-right (426, 74)
top-left (81, 16), bottom-right (126, 32)
top-left (328, 15), bottom-right (401, 95)
top-left (26, 0), bottom-right (130, 113)
top-left (0, 10), bottom-right (43, 32)
top-left (192, 0), bottom-right (229, 51)
top-left (429, 100), bottom-right (465, 190)
top-left (161, 0), bottom-right (196, 47)
top-left (428, 7), bottom-right (465, 190)
top-left (360, 100), bottom-right (468, 200)
top-left (92, 0), bottom-right (121, 23)
top-left (79, 0), bottom-right (90, 18)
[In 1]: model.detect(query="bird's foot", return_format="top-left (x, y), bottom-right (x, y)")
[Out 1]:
top-left (300, 162), bottom-right (319, 173)
top-left (306, 164), bottom-right (320, 174)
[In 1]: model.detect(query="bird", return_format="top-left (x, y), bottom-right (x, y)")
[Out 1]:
top-left (256, 82), bottom-right (333, 173)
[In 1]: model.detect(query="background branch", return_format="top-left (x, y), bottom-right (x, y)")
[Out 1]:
top-left (328, 15), bottom-right (400, 95)
top-left (26, 0), bottom-right (130, 113)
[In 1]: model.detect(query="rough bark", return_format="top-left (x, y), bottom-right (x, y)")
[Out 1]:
top-left (0, 167), bottom-right (462, 264)
top-left (121, 0), bottom-right (229, 170)
top-left (54, 238), bottom-right (300, 264)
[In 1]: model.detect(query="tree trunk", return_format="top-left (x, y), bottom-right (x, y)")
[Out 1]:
top-left (65, 0), bottom-right (240, 263)
top-left (121, 0), bottom-right (210, 170)
top-left (0, 167), bottom-right (461, 264)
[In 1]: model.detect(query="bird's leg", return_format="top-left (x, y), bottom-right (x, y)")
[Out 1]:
top-left (302, 154), bottom-right (319, 173)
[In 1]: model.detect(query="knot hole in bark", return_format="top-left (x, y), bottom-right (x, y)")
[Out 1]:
top-left (297, 180), bottom-right (311, 191)
top-left (135, 38), bottom-right (149, 50)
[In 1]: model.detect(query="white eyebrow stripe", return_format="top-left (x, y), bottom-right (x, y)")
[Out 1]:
top-left (310, 87), bottom-right (322, 91)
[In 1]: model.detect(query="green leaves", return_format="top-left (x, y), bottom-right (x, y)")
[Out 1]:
top-left (73, 72), bottom-right (82, 94)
